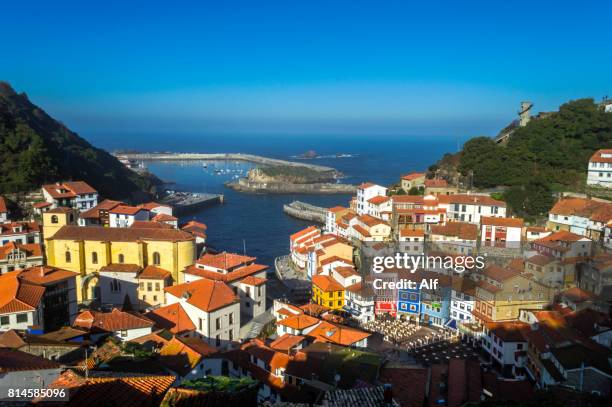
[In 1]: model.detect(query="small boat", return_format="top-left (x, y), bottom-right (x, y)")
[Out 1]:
top-left (202, 163), bottom-right (208, 168)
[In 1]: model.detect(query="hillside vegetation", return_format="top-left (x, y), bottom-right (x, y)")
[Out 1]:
top-left (0, 82), bottom-right (160, 200)
top-left (438, 99), bottom-right (612, 217)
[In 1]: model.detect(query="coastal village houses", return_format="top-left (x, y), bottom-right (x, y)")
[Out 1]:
top-left (356, 183), bottom-right (387, 216)
top-left (0, 196), bottom-right (8, 223)
top-left (587, 149), bottom-right (612, 187)
top-left (400, 172), bottom-right (425, 191)
top-left (42, 181), bottom-right (99, 211)
top-left (547, 197), bottom-right (612, 242)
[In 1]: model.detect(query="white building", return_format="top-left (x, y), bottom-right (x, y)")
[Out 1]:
top-left (289, 226), bottom-right (321, 269)
top-left (344, 282), bottom-right (375, 322)
top-left (482, 321), bottom-right (529, 376)
top-left (449, 277), bottom-right (476, 329)
top-left (398, 228), bottom-right (425, 254)
top-left (183, 252), bottom-right (268, 320)
top-left (356, 183), bottom-right (387, 216)
top-left (42, 181), bottom-right (98, 211)
top-left (109, 205), bottom-right (150, 228)
top-left (0, 196), bottom-right (8, 223)
top-left (73, 308), bottom-right (154, 342)
top-left (438, 194), bottom-right (506, 224)
top-left (0, 271), bottom-right (45, 331)
top-left (0, 243), bottom-right (43, 275)
top-left (587, 149), bottom-right (612, 187)
top-left (0, 222), bottom-right (41, 246)
top-left (547, 197), bottom-right (612, 240)
top-left (165, 278), bottom-right (240, 347)
top-left (480, 216), bottom-right (523, 249)
top-left (98, 264), bottom-right (141, 309)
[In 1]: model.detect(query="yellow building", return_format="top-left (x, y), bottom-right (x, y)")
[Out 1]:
top-left (43, 211), bottom-right (195, 301)
top-left (317, 240), bottom-right (353, 269)
top-left (137, 265), bottom-right (172, 308)
top-left (311, 275), bottom-right (344, 310)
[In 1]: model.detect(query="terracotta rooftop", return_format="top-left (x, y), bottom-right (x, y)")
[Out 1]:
top-left (181, 220), bottom-right (207, 238)
top-left (560, 287), bottom-right (595, 303)
top-left (0, 271), bottom-right (45, 314)
top-left (290, 225), bottom-right (319, 242)
top-left (42, 181), bottom-right (97, 198)
top-left (484, 264), bottom-right (520, 282)
top-left (0, 221), bottom-right (40, 236)
top-left (0, 329), bottom-right (26, 349)
top-left (424, 178), bottom-right (448, 188)
top-left (159, 336), bottom-right (218, 376)
top-left (165, 279), bottom-right (238, 312)
top-left (430, 222), bottom-right (478, 240)
top-left (0, 242), bottom-right (42, 260)
top-left (73, 308), bottom-right (154, 333)
top-left (110, 205), bottom-right (146, 215)
top-left (138, 201), bottom-right (172, 211)
top-left (48, 369), bottom-right (174, 406)
top-left (590, 148), bottom-right (612, 163)
top-left (240, 275), bottom-right (267, 286)
top-left (152, 213), bottom-right (178, 222)
top-left (312, 275), bottom-right (344, 292)
top-left (367, 195), bottom-right (391, 205)
top-left (196, 251), bottom-right (256, 270)
top-left (401, 172), bottom-right (425, 181)
top-left (99, 263), bottom-right (142, 273)
top-left (481, 216), bottom-right (524, 228)
top-left (129, 220), bottom-right (173, 229)
top-left (79, 199), bottom-right (123, 219)
top-left (145, 303), bottom-right (196, 334)
top-left (277, 314), bottom-right (320, 330)
top-left (269, 334), bottom-right (306, 352)
top-left (137, 265), bottom-right (171, 280)
top-left (0, 348), bottom-right (61, 372)
top-left (486, 321), bottom-right (529, 342)
top-left (49, 225), bottom-right (194, 242)
top-left (17, 265), bottom-right (77, 286)
top-left (308, 320), bottom-right (371, 346)
top-left (184, 262), bottom-right (267, 283)
top-left (400, 228), bottom-right (425, 237)
top-left (549, 197), bottom-right (612, 223)
top-left (438, 193), bottom-right (506, 207)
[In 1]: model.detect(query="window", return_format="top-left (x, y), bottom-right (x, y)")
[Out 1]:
top-left (91, 252), bottom-right (98, 264)
top-left (118, 254), bottom-right (125, 263)
top-left (229, 329), bottom-right (233, 341)
top-left (229, 313), bottom-right (234, 325)
top-left (139, 282), bottom-right (144, 290)
top-left (51, 215), bottom-right (58, 224)
top-left (65, 251), bottom-right (71, 263)
top-left (120, 330), bottom-right (128, 337)
top-left (216, 317), bottom-right (221, 330)
top-left (0, 316), bottom-right (9, 326)
top-left (152, 252), bottom-right (161, 266)
top-left (16, 313), bottom-right (28, 323)
top-left (155, 282), bottom-right (160, 291)
top-left (198, 318), bottom-right (203, 331)
top-left (153, 295), bottom-right (157, 301)
top-left (147, 282), bottom-right (152, 292)
top-left (110, 279), bottom-right (121, 292)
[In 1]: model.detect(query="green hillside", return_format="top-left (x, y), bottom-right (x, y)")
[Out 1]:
top-left (446, 98), bottom-right (612, 217)
top-left (0, 82), bottom-right (160, 200)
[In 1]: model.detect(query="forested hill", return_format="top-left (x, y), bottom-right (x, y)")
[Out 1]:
top-left (434, 98), bottom-right (612, 217)
top-left (0, 82), bottom-right (160, 200)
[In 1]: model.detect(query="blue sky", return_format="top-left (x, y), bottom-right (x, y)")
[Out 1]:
top-left (1, 0), bottom-right (611, 137)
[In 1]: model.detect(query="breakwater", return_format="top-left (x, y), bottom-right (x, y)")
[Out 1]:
top-left (114, 152), bottom-right (336, 173)
top-left (226, 178), bottom-right (356, 194)
top-left (283, 201), bottom-right (327, 224)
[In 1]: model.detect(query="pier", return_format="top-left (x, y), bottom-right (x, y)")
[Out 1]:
top-left (160, 191), bottom-right (224, 215)
top-left (283, 201), bottom-right (327, 224)
top-left (115, 152), bottom-right (336, 173)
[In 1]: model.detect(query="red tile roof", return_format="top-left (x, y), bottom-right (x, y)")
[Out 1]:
top-left (184, 263), bottom-right (267, 283)
top-left (438, 194), bottom-right (506, 207)
top-left (481, 216), bottom-right (524, 228)
top-left (152, 213), bottom-right (178, 222)
top-left (401, 172), bottom-right (425, 181)
top-left (48, 369), bottom-right (174, 406)
top-left (400, 228), bottom-right (425, 237)
top-left (32, 201), bottom-right (52, 209)
top-left (352, 224), bottom-right (371, 237)
top-left (99, 263), bottom-right (142, 273)
top-left (129, 220), bottom-right (173, 229)
top-left (159, 336), bottom-right (218, 376)
top-left (484, 264), bottom-right (521, 282)
top-left (138, 202), bottom-right (172, 211)
top-left (0, 242), bottom-right (42, 260)
top-left (49, 225), bottom-right (194, 242)
top-left (424, 178), bottom-right (448, 188)
top-left (0, 348), bottom-right (61, 372)
top-left (0, 271), bottom-right (45, 314)
top-left (42, 181), bottom-right (97, 198)
top-left (560, 287), bottom-right (595, 303)
top-left (290, 225), bottom-right (319, 242)
top-left (17, 265), bottom-right (77, 286)
top-left (277, 314), bottom-right (320, 330)
top-left (430, 222), bottom-right (478, 240)
top-left (240, 275), bottom-right (267, 286)
top-left (196, 252), bottom-right (256, 270)
top-left (145, 303), bottom-right (196, 334)
top-left (164, 279), bottom-right (238, 312)
top-left (0, 329), bottom-right (26, 349)
top-left (138, 265), bottom-right (171, 280)
top-left (549, 197), bottom-right (612, 222)
top-left (181, 220), bottom-right (207, 238)
top-left (486, 321), bottom-right (529, 342)
top-left (110, 205), bottom-right (146, 215)
top-left (73, 308), bottom-right (154, 333)
top-left (269, 334), bottom-right (306, 352)
top-left (589, 148), bottom-right (612, 163)
top-left (367, 195), bottom-right (391, 205)
top-left (312, 275), bottom-right (344, 292)
top-left (380, 367), bottom-right (427, 407)
top-left (79, 199), bottom-right (123, 219)
top-left (0, 221), bottom-right (40, 236)
top-left (307, 320), bottom-right (371, 346)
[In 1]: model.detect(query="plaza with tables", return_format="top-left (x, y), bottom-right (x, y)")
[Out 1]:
top-left (361, 317), bottom-right (457, 349)
top-left (411, 339), bottom-right (482, 365)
